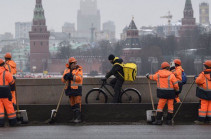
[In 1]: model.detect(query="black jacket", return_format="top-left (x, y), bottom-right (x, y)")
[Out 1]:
top-left (106, 58), bottom-right (124, 81)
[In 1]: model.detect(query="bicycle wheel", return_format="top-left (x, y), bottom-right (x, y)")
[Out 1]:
top-left (85, 88), bottom-right (108, 104)
top-left (120, 88), bottom-right (142, 103)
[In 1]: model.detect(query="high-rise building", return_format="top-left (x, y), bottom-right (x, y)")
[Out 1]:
top-left (29, 0), bottom-right (50, 73)
top-left (62, 22), bottom-right (75, 34)
top-left (15, 22), bottom-right (32, 39)
top-left (103, 21), bottom-right (116, 41)
top-left (199, 2), bottom-right (210, 25)
top-left (77, 0), bottom-right (101, 40)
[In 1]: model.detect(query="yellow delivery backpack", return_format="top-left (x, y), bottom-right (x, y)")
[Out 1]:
top-left (115, 63), bottom-right (137, 82)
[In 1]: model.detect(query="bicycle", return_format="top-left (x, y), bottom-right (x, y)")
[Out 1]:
top-left (85, 80), bottom-right (142, 104)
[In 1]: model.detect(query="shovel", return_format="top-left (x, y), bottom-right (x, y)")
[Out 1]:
top-left (47, 82), bottom-right (67, 124)
top-left (15, 81), bottom-right (28, 124)
top-left (146, 79), bottom-right (157, 123)
top-left (171, 80), bottom-right (195, 125)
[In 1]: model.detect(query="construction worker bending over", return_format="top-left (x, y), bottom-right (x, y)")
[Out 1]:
top-left (62, 57), bottom-right (83, 123)
top-left (0, 59), bottom-right (17, 127)
top-left (4, 53), bottom-right (17, 107)
top-left (171, 59), bottom-right (185, 103)
top-left (102, 54), bottom-right (124, 103)
top-left (146, 62), bottom-right (179, 125)
top-left (195, 60), bottom-right (211, 125)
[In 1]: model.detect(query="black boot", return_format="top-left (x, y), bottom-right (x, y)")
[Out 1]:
top-left (9, 118), bottom-right (17, 127)
top-left (152, 112), bottom-right (163, 125)
top-left (73, 110), bottom-right (81, 123)
top-left (166, 113), bottom-right (173, 125)
top-left (0, 119), bottom-right (5, 127)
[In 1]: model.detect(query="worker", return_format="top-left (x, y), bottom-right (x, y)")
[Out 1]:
top-left (146, 62), bottom-right (179, 125)
top-left (0, 59), bottom-right (17, 127)
top-left (195, 60), bottom-right (211, 125)
top-left (171, 59), bottom-right (185, 103)
top-left (102, 54), bottom-right (124, 103)
top-left (62, 57), bottom-right (83, 123)
top-left (4, 53), bottom-right (17, 107)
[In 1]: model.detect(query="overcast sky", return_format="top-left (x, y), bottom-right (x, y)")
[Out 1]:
top-left (0, 0), bottom-right (210, 38)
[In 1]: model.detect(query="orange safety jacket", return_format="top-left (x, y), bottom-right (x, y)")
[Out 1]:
top-left (62, 65), bottom-right (83, 96)
top-left (149, 69), bottom-right (179, 99)
top-left (196, 69), bottom-right (211, 100)
top-left (0, 67), bottom-right (15, 99)
top-left (4, 60), bottom-right (17, 75)
top-left (172, 66), bottom-right (185, 93)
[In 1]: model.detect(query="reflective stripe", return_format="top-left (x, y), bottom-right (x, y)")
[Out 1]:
top-left (157, 74), bottom-right (160, 88)
top-left (0, 113), bottom-right (4, 115)
top-left (207, 111), bottom-right (211, 113)
top-left (3, 71), bottom-right (5, 86)
top-left (9, 79), bottom-right (14, 85)
top-left (73, 75), bottom-right (76, 82)
top-left (8, 117), bottom-right (16, 120)
top-left (206, 78), bottom-right (208, 90)
top-left (157, 88), bottom-right (174, 91)
top-left (7, 64), bottom-right (11, 73)
top-left (199, 115), bottom-right (206, 118)
top-left (151, 75), bottom-right (153, 80)
top-left (168, 110), bottom-right (173, 113)
top-left (199, 111), bottom-right (207, 113)
top-left (173, 81), bottom-right (179, 85)
top-left (7, 113), bottom-right (16, 116)
top-left (157, 109), bottom-right (163, 112)
top-left (198, 87), bottom-right (211, 92)
top-left (168, 75), bottom-right (170, 88)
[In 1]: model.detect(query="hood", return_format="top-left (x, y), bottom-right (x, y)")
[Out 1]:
top-left (204, 69), bottom-right (211, 81)
top-left (158, 69), bottom-right (172, 78)
top-left (6, 60), bottom-right (16, 68)
top-left (176, 66), bottom-right (184, 72)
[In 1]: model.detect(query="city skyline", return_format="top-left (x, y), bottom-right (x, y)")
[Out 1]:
top-left (0, 0), bottom-right (210, 39)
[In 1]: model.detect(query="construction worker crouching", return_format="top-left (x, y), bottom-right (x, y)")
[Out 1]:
top-left (146, 62), bottom-right (179, 125)
top-left (4, 53), bottom-right (17, 107)
top-left (171, 59), bottom-right (185, 103)
top-left (0, 59), bottom-right (17, 127)
top-left (62, 57), bottom-right (83, 123)
top-left (195, 60), bottom-right (211, 124)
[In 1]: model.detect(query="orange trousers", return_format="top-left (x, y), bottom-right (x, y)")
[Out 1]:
top-left (199, 99), bottom-right (211, 119)
top-left (11, 91), bottom-right (16, 105)
top-left (0, 98), bottom-right (16, 120)
top-left (69, 96), bottom-right (82, 111)
top-left (157, 98), bottom-right (174, 113)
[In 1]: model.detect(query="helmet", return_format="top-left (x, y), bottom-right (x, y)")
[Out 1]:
top-left (174, 59), bottom-right (181, 66)
top-left (68, 57), bottom-right (77, 63)
top-left (203, 60), bottom-right (211, 68)
top-left (0, 59), bottom-right (4, 65)
top-left (4, 53), bottom-right (12, 59)
top-left (161, 62), bottom-right (170, 69)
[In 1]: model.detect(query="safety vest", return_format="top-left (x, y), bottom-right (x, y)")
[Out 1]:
top-left (0, 67), bottom-right (14, 98)
top-left (196, 69), bottom-right (211, 100)
top-left (62, 65), bottom-right (83, 96)
top-left (149, 69), bottom-right (179, 99)
top-left (172, 66), bottom-right (184, 82)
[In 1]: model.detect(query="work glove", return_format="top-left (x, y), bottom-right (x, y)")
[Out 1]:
top-left (101, 77), bottom-right (107, 82)
top-left (194, 75), bottom-right (198, 81)
top-left (64, 73), bottom-right (73, 81)
top-left (146, 73), bottom-right (150, 79)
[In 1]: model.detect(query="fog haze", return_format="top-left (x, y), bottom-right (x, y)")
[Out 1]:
top-left (0, 0), bottom-right (209, 38)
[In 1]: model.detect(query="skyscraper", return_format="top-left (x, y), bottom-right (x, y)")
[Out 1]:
top-left (29, 0), bottom-right (50, 73)
top-left (199, 2), bottom-right (210, 25)
top-left (77, 0), bottom-right (101, 40)
top-left (15, 22), bottom-right (32, 39)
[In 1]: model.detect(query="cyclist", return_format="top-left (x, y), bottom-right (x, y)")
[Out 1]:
top-left (102, 54), bottom-right (124, 103)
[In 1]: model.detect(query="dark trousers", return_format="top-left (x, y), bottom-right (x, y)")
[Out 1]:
top-left (110, 78), bottom-right (124, 103)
